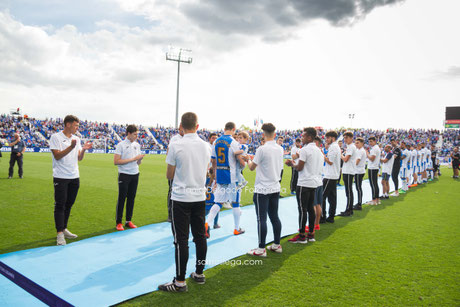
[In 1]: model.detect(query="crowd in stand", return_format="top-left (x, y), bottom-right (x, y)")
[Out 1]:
top-left (1, 114), bottom-right (459, 157)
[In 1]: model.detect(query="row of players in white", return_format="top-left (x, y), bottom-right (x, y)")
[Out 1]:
top-left (290, 140), bottom-right (435, 192)
top-left (172, 131), bottom-right (436, 234)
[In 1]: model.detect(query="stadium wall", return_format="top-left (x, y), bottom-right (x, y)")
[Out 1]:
top-left (0, 147), bottom-right (167, 155)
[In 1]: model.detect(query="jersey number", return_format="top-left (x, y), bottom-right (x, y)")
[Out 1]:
top-left (217, 147), bottom-right (226, 164)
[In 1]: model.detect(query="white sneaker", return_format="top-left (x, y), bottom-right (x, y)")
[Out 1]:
top-left (267, 244), bottom-right (282, 253)
top-left (57, 233), bottom-right (66, 246)
top-left (63, 229), bottom-right (78, 239)
top-left (247, 248), bottom-right (266, 257)
top-left (223, 202), bottom-right (232, 209)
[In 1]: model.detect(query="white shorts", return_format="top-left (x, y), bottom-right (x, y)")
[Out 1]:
top-left (214, 182), bottom-right (241, 207)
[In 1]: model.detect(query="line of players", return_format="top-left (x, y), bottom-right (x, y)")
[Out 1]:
top-left (201, 130), bottom-right (442, 243)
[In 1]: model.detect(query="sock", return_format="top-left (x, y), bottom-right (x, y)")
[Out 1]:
top-left (206, 204), bottom-right (221, 225)
top-left (233, 207), bottom-right (241, 230)
top-left (175, 280), bottom-right (186, 287)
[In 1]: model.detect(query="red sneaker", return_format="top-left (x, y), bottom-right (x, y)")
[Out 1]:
top-left (205, 223), bottom-right (210, 239)
top-left (233, 228), bottom-right (245, 235)
top-left (314, 224), bottom-right (320, 231)
top-left (288, 234), bottom-right (308, 244)
top-left (116, 223), bottom-right (124, 231)
top-left (125, 221), bottom-right (137, 229)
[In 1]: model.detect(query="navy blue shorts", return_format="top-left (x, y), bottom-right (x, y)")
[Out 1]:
top-left (314, 185), bottom-right (323, 205)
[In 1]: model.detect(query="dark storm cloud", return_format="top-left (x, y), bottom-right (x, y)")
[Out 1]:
top-left (181, 0), bottom-right (405, 37)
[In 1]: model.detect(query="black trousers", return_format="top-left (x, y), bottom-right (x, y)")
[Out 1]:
top-left (171, 200), bottom-right (207, 281)
top-left (296, 186), bottom-right (315, 234)
top-left (391, 165), bottom-right (400, 190)
top-left (368, 169), bottom-right (380, 200)
top-left (167, 179), bottom-right (173, 221)
top-left (9, 153), bottom-right (23, 177)
top-left (343, 174), bottom-right (354, 213)
top-left (53, 178), bottom-right (80, 232)
top-left (322, 178), bottom-right (337, 219)
top-left (253, 193), bottom-right (282, 248)
top-left (354, 173), bottom-right (364, 205)
top-left (290, 168), bottom-right (298, 193)
top-left (116, 173), bottom-right (139, 224)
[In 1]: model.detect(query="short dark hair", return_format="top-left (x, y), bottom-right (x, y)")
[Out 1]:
top-left (64, 115), bottom-right (79, 126)
top-left (303, 127), bottom-right (317, 139)
top-left (126, 125), bottom-right (138, 134)
top-left (356, 137), bottom-right (364, 143)
top-left (295, 138), bottom-right (301, 143)
top-left (343, 131), bottom-right (353, 138)
top-left (277, 136), bottom-right (284, 140)
top-left (325, 130), bottom-right (338, 140)
top-left (261, 123), bottom-right (276, 135)
top-left (368, 136), bottom-right (376, 142)
top-left (181, 112), bottom-right (198, 130)
top-left (224, 122), bottom-right (235, 131)
top-left (209, 133), bottom-right (217, 140)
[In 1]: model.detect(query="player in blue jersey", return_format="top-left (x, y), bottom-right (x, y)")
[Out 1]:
top-left (205, 122), bottom-right (245, 238)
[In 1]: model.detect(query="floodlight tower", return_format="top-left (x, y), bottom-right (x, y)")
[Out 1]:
top-left (349, 113), bottom-right (355, 128)
top-left (166, 47), bottom-right (192, 129)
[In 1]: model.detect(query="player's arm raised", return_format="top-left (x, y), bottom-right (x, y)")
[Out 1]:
top-left (78, 141), bottom-right (92, 161)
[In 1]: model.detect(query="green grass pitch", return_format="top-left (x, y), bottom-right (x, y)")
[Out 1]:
top-left (1, 153), bottom-right (459, 306)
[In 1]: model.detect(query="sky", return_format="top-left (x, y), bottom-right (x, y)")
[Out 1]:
top-left (0, 0), bottom-right (459, 130)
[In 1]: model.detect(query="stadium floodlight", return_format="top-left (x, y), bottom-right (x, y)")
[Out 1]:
top-left (348, 113), bottom-right (355, 128)
top-left (166, 46), bottom-right (193, 129)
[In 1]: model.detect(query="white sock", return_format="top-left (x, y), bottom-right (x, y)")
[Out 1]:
top-left (175, 280), bottom-right (186, 287)
top-left (206, 204), bottom-right (221, 225)
top-left (233, 207), bottom-right (241, 230)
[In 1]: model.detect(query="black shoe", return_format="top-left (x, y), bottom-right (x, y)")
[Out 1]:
top-left (190, 272), bottom-right (206, 284)
top-left (338, 211), bottom-right (353, 217)
top-left (158, 278), bottom-right (188, 292)
top-left (326, 217), bottom-right (335, 223)
top-left (353, 204), bottom-right (362, 211)
top-left (319, 218), bottom-right (326, 224)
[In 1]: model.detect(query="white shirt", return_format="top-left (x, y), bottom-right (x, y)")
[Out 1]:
top-left (342, 143), bottom-right (357, 175)
top-left (425, 148), bottom-right (431, 163)
top-left (411, 149), bottom-right (417, 167)
top-left (324, 141), bottom-right (341, 180)
top-left (368, 145), bottom-right (381, 170)
top-left (382, 151), bottom-right (395, 174)
top-left (169, 134), bottom-right (183, 145)
top-left (355, 147), bottom-right (367, 175)
top-left (253, 140), bottom-right (284, 194)
top-left (115, 139), bottom-right (141, 175)
top-left (290, 145), bottom-right (301, 164)
top-left (49, 132), bottom-right (82, 179)
top-left (401, 149), bottom-right (410, 169)
top-left (166, 133), bottom-right (211, 202)
top-left (297, 142), bottom-right (324, 188)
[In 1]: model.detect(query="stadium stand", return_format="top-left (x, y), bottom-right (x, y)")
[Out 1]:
top-left (1, 114), bottom-right (458, 157)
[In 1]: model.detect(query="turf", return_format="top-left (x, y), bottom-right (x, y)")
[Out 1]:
top-left (0, 153), bottom-right (293, 254)
top-left (1, 153), bottom-right (459, 306)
